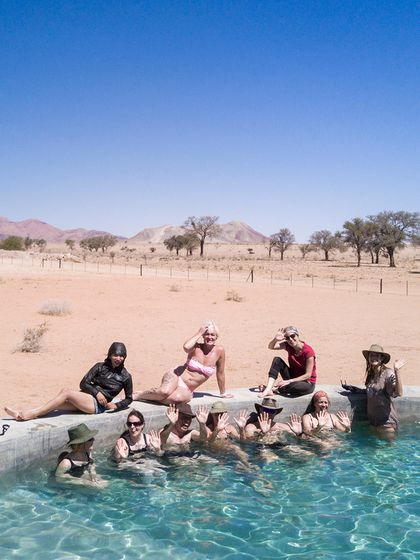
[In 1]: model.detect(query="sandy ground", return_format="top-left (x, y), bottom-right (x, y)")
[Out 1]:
top-left (1, 250), bottom-right (419, 412)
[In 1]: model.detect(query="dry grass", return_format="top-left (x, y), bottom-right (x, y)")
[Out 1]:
top-left (38, 299), bottom-right (71, 316)
top-left (15, 322), bottom-right (48, 353)
top-left (169, 284), bottom-right (181, 292)
top-left (226, 290), bottom-right (244, 302)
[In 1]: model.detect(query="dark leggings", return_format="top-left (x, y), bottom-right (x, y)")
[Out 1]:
top-left (268, 357), bottom-right (315, 397)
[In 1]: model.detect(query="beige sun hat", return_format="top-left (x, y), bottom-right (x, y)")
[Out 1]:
top-left (362, 344), bottom-right (390, 364)
top-left (177, 403), bottom-right (196, 417)
top-left (255, 398), bottom-right (283, 416)
top-left (210, 401), bottom-right (228, 414)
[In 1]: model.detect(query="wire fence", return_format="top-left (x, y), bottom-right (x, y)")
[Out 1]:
top-left (1, 254), bottom-right (419, 296)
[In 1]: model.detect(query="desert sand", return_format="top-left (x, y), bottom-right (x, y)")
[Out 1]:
top-left (1, 245), bottom-right (419, 412)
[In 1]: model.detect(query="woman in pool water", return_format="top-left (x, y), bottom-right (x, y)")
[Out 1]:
top-left (133, 321), bottom-right (232, 404)
top-left (302, 391), bottom-right (351, 436)
top-left (114, 409), bottom-right (161, 461)
top-left (342, 344), bottom-right (405, 438)
top-left (5, 342), bottom-right (133, 421)
top-left (55, 423), bottom-right (107, 489)
top-left (258, 326), bottom-right (316, 398)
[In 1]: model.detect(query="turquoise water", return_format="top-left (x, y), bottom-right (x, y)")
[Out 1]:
top-left (0, 424), bottom-right (419, 559)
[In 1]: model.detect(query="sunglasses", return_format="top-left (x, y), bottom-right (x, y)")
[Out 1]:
top-left (260, 407), bottom-right (276, 414)
top-left (127, 421), bottom-right (143, 428)
top-left (285, 334), bottom-right (297, 340)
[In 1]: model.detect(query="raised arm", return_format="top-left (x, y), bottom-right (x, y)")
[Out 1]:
top-left (393, 358), bottom-right (405, 397)
top-left (183, 325), bottom-right (207, 353)
top-left (268, 328), bottom-right (287, 351)
top-left (159, 404), bottom-right (178, 446)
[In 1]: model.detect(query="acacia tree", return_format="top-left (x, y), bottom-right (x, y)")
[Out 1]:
top-left (65, 239), bottom-right (75, 251)
top-left (269, 228), bottom-right (295, 261)
top-left (309, 230), bottom-right (343, 261)
top-left (80, 235), bottom-right (116, 253)
top-left (299, 243), bottom-right (316, 259)
top-left (164, 235), bottom-right (184, 256)
top-left (0, 235), bottom-right (24, 250)
top-left (183, 216), bottom-right (221, 257)
top-left (342, 218), bottom-right (371, 266)
top-left (368, 211), bottom-right (420, 267)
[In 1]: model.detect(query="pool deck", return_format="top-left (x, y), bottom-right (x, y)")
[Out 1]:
top-left (1, 385), bottom-right (419, 473)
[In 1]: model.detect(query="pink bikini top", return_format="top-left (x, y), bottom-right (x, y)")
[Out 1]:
top-left (186, 358), bottom-right (216, 378)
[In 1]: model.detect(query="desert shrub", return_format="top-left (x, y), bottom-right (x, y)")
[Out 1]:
top-left (15, 322), bottom-right (48, 353)
top-left (169, 284), bottom-right (181, 292)
top-left (38, 300), bottom-right (71, 316)
top-left (226, 290), bottom-right (243, 302)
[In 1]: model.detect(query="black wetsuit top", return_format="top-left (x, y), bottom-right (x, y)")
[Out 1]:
top-left (121, 433), bottom-right (148, 456)
top-left (58, 452), bottom-right (92, 478)
top-left (79, 360), bottom-right (133, 411)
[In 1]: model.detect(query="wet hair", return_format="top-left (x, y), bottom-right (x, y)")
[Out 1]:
top-left (107, 342), bottom-right (127, 359)
top-left (305, 391), bottom-right (330, 414)
top-left (126, 409), bottom-right (145, 424)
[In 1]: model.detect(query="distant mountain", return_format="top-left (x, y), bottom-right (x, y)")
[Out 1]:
top-left (128, 221), bottom-right (268, 244)
top-left (0, 217), bottom-right (124, 243)
top-left (0, 217), bottom-right (268, 245)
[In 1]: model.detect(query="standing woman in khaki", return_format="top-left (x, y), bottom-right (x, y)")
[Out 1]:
top-left (133, 321), bottom-right (233, 404)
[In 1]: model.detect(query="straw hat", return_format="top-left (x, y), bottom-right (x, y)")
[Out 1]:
top-left (255, 398), bottom-right (283, 416)
top-left (67, 423), bottom-right (98, 445)
top-left (210, 401), bottom-right (228, 414)
top-left (362, 344), bottom-right (390, 364)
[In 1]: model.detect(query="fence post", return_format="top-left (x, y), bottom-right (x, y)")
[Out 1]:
top-left (251, 268), bottom-right (254, 283)
top-left (290, 273), bottom-right (292, 286)
top-left (270, 270), bottom-right (273, 284)
top-left (406, 280), bottom-right (408, 296)
top-left (97, 261), bottom-right (99, 272)
top-left (188, 267), bottom-right (190, 280)
top-left (312, 276), bottom-right (314, 288)
top-left (207, 267), bottom-right (209, 281)
top-left (333, 276), bottom-right (335, 289)
top-left (170, 267), bottom-right (172, 278)
top-left (228, 267), bottom-right (230, 282)
top-left (356, 278), bottom-right (358, 292)
top-left (379, 279), bottom-right (383, 294)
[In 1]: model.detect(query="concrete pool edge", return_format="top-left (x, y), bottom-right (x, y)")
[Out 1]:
top-left (1, 384), bottom-right (419, 473)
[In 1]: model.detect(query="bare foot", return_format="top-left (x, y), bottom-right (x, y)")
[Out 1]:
top-left (4, 407), bottom-right (25, 421)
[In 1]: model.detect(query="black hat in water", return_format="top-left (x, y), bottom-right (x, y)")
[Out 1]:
top-left (107, 342), bottom-right (127, 359)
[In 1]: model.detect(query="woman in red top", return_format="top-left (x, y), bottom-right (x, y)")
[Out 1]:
top-left (258, 326), bottom-right (316, 398)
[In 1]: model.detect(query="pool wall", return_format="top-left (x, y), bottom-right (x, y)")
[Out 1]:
top-left (1, 385), bottom-right (419, 473)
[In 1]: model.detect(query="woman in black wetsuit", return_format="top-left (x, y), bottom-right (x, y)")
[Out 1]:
top-left (55, 423), bottom-right (107, 489)
top-left (114, 410), bottom-right (161, 461)
top-left (5, 342), bottom-right (133, 421)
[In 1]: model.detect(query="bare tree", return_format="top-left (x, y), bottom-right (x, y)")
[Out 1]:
top-left (269, 228), bottom-right (295, 261)
top-left (183, 216), bottom-right (221, 257)
top-left (309, 230), bottom-right (343, 261)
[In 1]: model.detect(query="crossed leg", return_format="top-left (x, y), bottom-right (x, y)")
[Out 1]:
top-left (133, 369), bottom-right (193, 404)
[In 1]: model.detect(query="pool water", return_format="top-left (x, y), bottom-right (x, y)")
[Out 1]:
top-left (0, 424), bottom-right (419, 559)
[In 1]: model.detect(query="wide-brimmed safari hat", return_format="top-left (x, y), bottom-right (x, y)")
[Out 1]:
top-left (362, 344), bottom-right (390, 364)
top-left (177, 403), bottom-right (196, 418)
top-left (255, 398), bottom-right (283, 416)
top-left (67, 423), bottom-right (98, 445)
top-left (210, 401), bottom-right (228, 414)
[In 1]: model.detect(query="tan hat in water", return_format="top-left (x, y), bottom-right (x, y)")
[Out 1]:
top-left (362, 344), bottom-right (390, 364)
top-left (210, 401), bottom-right (228, 414)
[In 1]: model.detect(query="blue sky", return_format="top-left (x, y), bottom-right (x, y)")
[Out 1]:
top-left (1, 1), bottom-right (418, 241)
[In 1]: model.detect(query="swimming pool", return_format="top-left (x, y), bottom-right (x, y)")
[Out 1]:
top-left (0, 424), bottom-right (418, 559)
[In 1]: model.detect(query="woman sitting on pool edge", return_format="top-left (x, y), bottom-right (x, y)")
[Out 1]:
top-left (5, 342), bottom-right (133, 421)
top-left (258, 326), bottom-right (316, 398)
top-left (133, 321), bottom-right (233, 404)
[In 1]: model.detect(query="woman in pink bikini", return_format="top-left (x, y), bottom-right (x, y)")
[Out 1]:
top-left (132, 321), bottom-right (233, 404)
